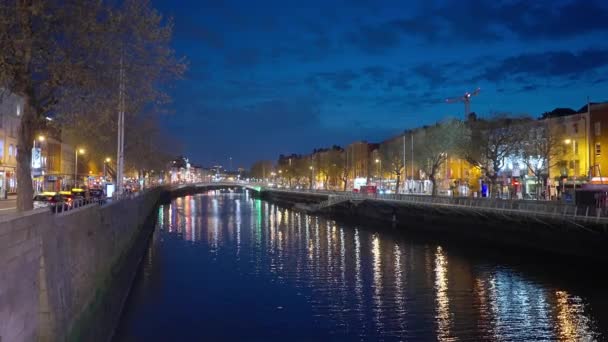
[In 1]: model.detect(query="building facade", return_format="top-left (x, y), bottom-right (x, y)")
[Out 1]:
top-left (588, 103), bottom-right (608, 179)
top-left (0, 92), bottom-right (21, 196)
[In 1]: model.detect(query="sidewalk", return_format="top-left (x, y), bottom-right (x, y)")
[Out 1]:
top-left (0, 194), bottom-right (17, 201)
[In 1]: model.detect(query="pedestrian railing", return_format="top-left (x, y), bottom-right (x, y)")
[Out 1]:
top-left (174, 182), bottom-right (608, 225)
top-left (261, 186), bottom-right (608, 225)
top-left (52, 198), bottom-right (103, 214)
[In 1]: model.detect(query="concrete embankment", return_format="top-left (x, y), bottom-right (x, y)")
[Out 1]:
top-left (258, 189), bottom-right (608, 261)
top-left (0, 188), bottom-right (164, 342)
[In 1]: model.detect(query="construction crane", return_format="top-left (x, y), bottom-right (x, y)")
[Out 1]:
top-left (445, 88), bottom-right (480, 118)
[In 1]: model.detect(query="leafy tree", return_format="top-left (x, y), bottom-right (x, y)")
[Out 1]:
top-left (415, 120), bottom-right (466, 196)
top-left (0, 0), bottom-right (184, 210)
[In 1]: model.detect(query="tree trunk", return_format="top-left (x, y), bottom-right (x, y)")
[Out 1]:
top-left (342, 178), bottom-right (347, 191)
top-left (16, 97), bottom-right (35, 211)
top-left (430, 177), bottom-right (437, 197)
top-left (395, 174), bottom-right (401, 195)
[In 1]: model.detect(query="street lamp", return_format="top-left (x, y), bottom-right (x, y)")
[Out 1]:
top-left (33, 135), bottom-right (45, 149)
top-left (104, 157), bottom-right (112, 180)
top-left (375, 158), bottom-right (382, 189)
top-left (75, 148), bottom-right (85, 187)
top-left (309, 165), bottom-right (314, 189)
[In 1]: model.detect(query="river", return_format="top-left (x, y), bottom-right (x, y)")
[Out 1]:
top-left (114, 191), bottom-right (608, 341)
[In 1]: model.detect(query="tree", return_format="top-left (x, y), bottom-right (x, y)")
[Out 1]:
top-left (277, 154), bottom-right (299, 187)
top-left (250, 160), bottom-right (273, 181)
top-left (0, 0), bottom-right (184, 211)
top-left (463, 115), bottom-right (531, 197)
top-left (519, 120), bottom-right (563, 199)
top-left (415, 120), bottom-right (466, 196)
top-left (380, 141), bottom-right (404, 193)
top-left (326, 147), bottom-right (344, 190)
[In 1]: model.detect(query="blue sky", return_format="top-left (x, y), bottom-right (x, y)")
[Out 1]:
top-left (153, 0), bottom-right (608, 168)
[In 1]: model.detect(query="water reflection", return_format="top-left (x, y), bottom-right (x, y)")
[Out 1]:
top-left (116, 193), bottom-right (607, 341)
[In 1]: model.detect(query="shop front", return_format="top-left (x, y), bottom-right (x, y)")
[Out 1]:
top-left (0, 168), bottom-right (17, 197)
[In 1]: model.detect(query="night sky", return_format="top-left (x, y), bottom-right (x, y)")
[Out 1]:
top-left (152, 0), bottom-right (608, 169)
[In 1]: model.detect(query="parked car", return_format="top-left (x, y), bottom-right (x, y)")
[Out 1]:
top-left (71, 188), bottom-right (89, 200)
top-left (33, 192), bottom-right (67, 211)
top-left (59, 191), bottom-right (75, 207)
top-left (89, 188), bottom-right (105, 199)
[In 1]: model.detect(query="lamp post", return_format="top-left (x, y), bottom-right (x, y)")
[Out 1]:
top-left (375, 158), bottom-right (381, 189)
top-left (33, 135), bottom-right (45, 148)
top-left (74, 148), bottom-right (85, 187)
top-left (309, 165), bottom-right (314, 190)
top-left (104, 157), bottom-right (111, 180)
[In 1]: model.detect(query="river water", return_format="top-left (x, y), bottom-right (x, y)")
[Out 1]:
top-left (114, 191), bottom-right (608, 341)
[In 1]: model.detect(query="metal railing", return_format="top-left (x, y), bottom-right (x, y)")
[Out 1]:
top-left (260, 187), bottom-right (608, 224)
top-left (52, 197), bottom-right (103, 214)
top-left (172, 182), bottom-right (608, 224)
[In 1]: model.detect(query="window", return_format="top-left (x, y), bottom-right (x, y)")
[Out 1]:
top-left (8, 145), bottom-right (13, 157)
top-left (0, 139), bottom-right (3, 159)
top-left (595, 122), bottom-right (601, 136)
top-left (596, 143), bottom-right (601, 156)
top-left (574, 140), bottom-right (578, 154)
top-left (573, 123), bottom-right (579, 134)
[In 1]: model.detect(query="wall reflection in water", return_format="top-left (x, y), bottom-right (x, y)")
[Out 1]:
top-left (150, 193), bottom-right (604, 341)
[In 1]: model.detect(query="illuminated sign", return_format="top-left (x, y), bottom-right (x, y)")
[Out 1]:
top-left (31, 147), bottom-right (42, 169)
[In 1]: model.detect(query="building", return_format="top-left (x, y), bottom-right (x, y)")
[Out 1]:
top-left (0, 92), bottom-right (21, 196)
top-left (344, 141), bottom-right (380, 189)
top-left (587, 103), bottom-right (608, 179)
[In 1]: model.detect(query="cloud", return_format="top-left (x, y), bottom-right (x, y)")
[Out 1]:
top-left (380, 1), bottom-right (608, 44)
top-left (411, 64), bottom-right (447, 86)
top-left (175, 19), bottom-right (225, 49)
top-left (311, 69), bottom-right (361, 90)
top-left (477, 48), bottom-right (608, 82)
top-left (345, 23), bottom-right (402, 54)
top-left (224, 48), bottom-right (261, 68)
top-left (520, 84), bottom-right (538, 92)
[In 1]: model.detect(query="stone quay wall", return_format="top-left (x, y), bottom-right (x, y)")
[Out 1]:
top-left (0, 187), bottom-right (163, 342)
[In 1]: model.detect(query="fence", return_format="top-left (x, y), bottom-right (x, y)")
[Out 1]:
top-left (265, 187), bottom-right (608, 225)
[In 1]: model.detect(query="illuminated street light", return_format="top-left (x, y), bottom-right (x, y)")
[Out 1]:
top-left (105, 157), bottom-right (111, 163)
top-left (75, 147), bottom-right (85, 187)
top-left (564, 139), bottom-right (571, 144)
top-left (38, 135), bottom-right (45, 142)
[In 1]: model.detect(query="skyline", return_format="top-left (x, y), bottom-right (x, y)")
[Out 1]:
top-left (154, 0), bottom-right (608, 168)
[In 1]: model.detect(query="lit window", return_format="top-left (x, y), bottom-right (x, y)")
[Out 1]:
top-left (595, 122), bottom-right (601, 136)
top-left (8, 145), bottom-right (13, 157)
top-left (0, 140), bottom-right (3, 159)
top-left (596, 143), bottom-right (601, 156)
